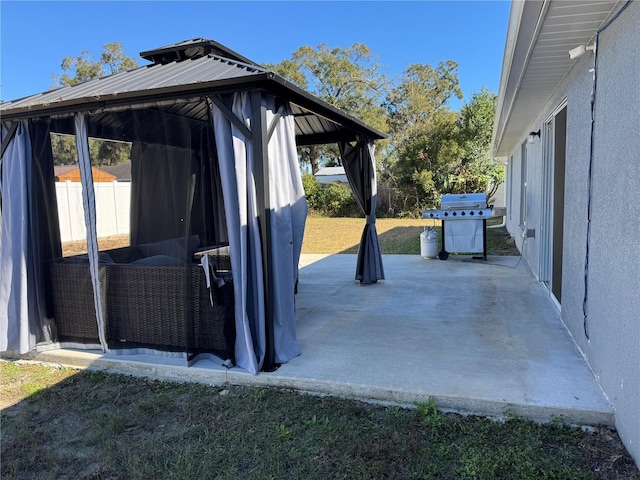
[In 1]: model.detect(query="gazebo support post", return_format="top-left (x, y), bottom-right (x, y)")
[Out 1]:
top-left (251, 91), bottom-right (278, 372)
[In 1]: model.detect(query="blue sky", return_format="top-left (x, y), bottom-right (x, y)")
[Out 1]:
top-left (1, 1), bottom-right (511, 109)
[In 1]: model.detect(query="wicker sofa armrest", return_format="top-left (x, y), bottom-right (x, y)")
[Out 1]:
top-left (193, 245), bottom-right (232, 270)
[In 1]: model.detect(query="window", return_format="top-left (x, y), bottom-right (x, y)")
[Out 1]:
top-left (519, 141), bottom-right (527, 228)
top-left (508, 155), bottom-right (514, 221)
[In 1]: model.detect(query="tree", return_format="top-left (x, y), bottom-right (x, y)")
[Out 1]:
top-left (265, 43), bottom-right (388, 173)
top-left (393, 109), bottom-right (464, 211)
top-left (51, 42), bottom-right (138, 166)
top-left (458, 87), bottom-right (496, 160)
top-left (53, 41), bottom-right (138, 87)
top-left (386, 61), bottom-right (462, 147)
top-left (50, 133), bottom-right (79, 166)
top-left (384, 61), bottom-right (463, 213)
top-left (388, 87), bottom-right (503, 215)
top-left (453, 88), bottom-right (504, 200)
top-left (264, 59), bottom-right (308, 91)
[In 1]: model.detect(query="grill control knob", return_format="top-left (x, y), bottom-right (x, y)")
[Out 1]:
top-left (461, 211), bottom-right (466, 216)
top-left (470, 211), bottom-right (474, 216)
top-left (430, 213), bottom-right (434, 218)
top-left (444, 212), bottom-right (449, 217)
top-left (479, 211), bottom-right (483, 216)
top-left (452, 211), bottom-right (457, 216)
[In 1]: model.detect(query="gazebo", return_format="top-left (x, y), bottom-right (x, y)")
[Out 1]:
top-left (0, 38), bottom-right (385, 374)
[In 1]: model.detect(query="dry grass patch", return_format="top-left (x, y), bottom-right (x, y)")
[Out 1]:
top-left (61, 216), bottom-right (518, 257)
top-left (301, 216), bottom-right (432, 254)
top-left (301, 216), bottom-right (519, 256)
top-left (62, 233), bottom-right (129, 257)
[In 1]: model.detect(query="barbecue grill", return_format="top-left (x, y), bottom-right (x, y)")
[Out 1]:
top-left (422, 193), bottom-right (495, 260)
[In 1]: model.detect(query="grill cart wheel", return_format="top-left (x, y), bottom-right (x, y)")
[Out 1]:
top-left (438, 250), bottom-right (449, 260)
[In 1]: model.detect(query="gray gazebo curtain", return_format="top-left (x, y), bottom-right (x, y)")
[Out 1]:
top-left (265, 100), bottom-right (307, 363)
top-left (212, 92), bottom-right (266, 374)
top-left (211, 92), bottom-right (306, 374)
top-left (129, 142), bottom-right (196, 245)
top-left (0, 121), bottom-right (32, 352)
top-left (339, 137), bottom-right (384, 284)
top-left (0, 120), bottom-right (61, 353)
top-left (128, 108), bottom-right (198, 246)
top-left (74, 114), bottom-right (108, 350)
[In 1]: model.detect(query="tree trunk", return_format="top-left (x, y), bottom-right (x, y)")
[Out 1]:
top-left (309, 145), bottom-right (320, 174)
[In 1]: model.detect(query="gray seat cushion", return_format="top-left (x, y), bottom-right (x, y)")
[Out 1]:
top-left (130, 255), bottom-right (185, 266)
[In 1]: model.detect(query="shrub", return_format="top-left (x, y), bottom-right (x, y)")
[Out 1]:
top-left (301, 173), bottom-right (321, 210)
top-left (301, 173), bottom-right (360, 217)
top-left (317, 182), bottom-right (354, 216)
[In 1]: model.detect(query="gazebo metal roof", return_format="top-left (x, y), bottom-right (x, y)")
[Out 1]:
top-left (0, 38), bottom-right (386, 146)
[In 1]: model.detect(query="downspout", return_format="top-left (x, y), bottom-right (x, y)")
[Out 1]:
top-left (487, 189), bottom-right (507, 229)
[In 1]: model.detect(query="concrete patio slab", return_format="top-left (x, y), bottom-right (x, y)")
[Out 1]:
top-left (32, 253), bottom-right (613, 426)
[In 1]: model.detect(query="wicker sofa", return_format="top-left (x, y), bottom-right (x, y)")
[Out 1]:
top-left (47, 238), bottom-right (235, 362)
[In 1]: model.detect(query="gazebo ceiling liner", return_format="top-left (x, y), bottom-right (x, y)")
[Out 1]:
top-left (0, 38), bottom-right (386, 146)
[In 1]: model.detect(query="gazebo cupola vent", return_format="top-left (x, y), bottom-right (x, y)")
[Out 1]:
top-left (139, 37), bottom-right (262, 67)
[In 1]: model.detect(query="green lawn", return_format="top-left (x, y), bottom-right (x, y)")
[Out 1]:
top-left (1, 362), bottom-right (638, 480)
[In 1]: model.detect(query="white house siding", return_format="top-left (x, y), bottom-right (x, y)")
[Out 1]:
top-left (504, 2), bottom-right (639, 462)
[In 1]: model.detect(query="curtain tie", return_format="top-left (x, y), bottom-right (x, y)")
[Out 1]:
top-left (365, 214), bottom-right (375, 225)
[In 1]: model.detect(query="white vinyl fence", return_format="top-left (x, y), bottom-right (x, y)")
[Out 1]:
top-left (56, 181), bottom-right (131, 242)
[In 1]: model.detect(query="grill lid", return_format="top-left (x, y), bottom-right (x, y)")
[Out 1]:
top-left (440, 193), bottom-right (487, 209)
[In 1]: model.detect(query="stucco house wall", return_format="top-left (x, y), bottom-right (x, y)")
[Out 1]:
top-left (575, 2), bottom-right (639, 460)
top-left (502, 1), bottom-right (639, 463)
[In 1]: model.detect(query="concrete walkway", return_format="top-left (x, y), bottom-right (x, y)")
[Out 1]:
top-left (34, 254), bottom-right (613, 426)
